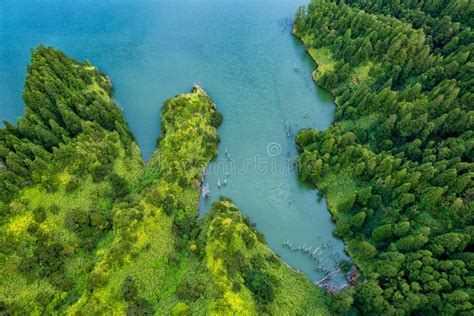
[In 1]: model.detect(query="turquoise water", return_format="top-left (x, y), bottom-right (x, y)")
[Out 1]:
top-left (0, 0), bottom-right (350, 287)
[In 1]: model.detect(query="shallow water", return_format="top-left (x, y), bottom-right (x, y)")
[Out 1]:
top-left (0, 0), bottom-right (350, 287)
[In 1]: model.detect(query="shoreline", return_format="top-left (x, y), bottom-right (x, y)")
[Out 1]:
top-left (292, 26), bottom-right (323, 88)
top-left (292, 23), bottom-right (361, 294)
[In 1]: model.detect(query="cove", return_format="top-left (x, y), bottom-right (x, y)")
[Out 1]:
top-left (0, 0), bottom-right (349, 287)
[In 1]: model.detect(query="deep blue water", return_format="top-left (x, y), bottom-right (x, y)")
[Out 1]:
top-left (0, 0), bottom-right (350, 287)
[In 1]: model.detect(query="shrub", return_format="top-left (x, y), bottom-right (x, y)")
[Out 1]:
top-left (91, 164), bottom-right (110, 182)
top-left (33, 207), bottom-right (46, 223)
top-left (210, 111), bottom-right (223, 127)
top-left (339, 260), bottom-right (352, 272)
top-left (109, 173), bottom-right (129, 199)
top-left (65, 176), bottom-right (80, 192)
top-left (122, 276), bottom-right (138, 301)
top-left (127, 298), bottom-right (154, 315)
top-left (243, 268), bottom-right (275, 305)
top-left (329, 288), bottom-right (354, 315)
top-left (172, 302), bottom-right (190, 316)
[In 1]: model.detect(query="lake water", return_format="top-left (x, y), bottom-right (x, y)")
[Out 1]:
top-left (0, 0), bottom-right (350, 287)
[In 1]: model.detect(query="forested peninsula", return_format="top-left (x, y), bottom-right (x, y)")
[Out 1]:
top-left (294, 0), bottom-right (473, 315)
top-left (0, 47), bottom-right (330, 314)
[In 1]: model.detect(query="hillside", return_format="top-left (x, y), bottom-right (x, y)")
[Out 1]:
top-left (294, 0), bottom-right (473, 314)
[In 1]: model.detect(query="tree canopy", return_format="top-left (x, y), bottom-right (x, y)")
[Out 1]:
top-left (295, 1), bottom-right (473, 314)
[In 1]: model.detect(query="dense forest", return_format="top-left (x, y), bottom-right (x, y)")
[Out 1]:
top-left (294, 0), bottom-right (473, 315)
top-left (0, 47), bottom-right (332, 314)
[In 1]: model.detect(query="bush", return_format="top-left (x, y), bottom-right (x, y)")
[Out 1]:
top-left (127, 298), bottom-right (154, 315)
top-left (339, 194), bottom-right (356, 213)
top-left (33, 207), bottom-right (46, 223)
top-left (232, 281), bottom-right (241, 292)
top-left (65, 176), bottom-right (80, 192)
top-left (86, 271), bottom-right (107, 291)
top-left (329, 288), bottom-right (354, 315)
top-left (334, 223), bottom-right (352, 238)
top-left (176, 282), bottom-right (189, 300)
top-left (210, 111), bottom-right (223, 127)
top-left (91, 164), bottom-right (110, 182)
top-left (172, 302), bottom-right (190, 316)
top-left (122, 276), bottom-right (138, 301)
top-left (65, 208), bottom-right (89, 234)
top-left (350, 240), bottom-right (377, 261)
top-left (339, 260), bottom-right (352, 272)
top-left (109, 173), bottom-right (129, 199)
top-left (243, 268), bottom-right (275, 305)
top-left (176, 281), bottom-right (204, 301)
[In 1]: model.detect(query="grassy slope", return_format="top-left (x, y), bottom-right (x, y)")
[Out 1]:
top-left (68, 86), bottom-right (220, 314)
top-left (200, 199), bottom-right (330, 315)
top-left (0, 52), bottom-right (144, 313)
top-left (297, 32), bottom-right (374, 92)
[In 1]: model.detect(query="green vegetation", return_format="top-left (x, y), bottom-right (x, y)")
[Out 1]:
top-left (199, 198), bottom-right (331, 315)
top-left (294, 1), bottom-right (473, 315)
top-left (0, 47), bottom-right (331, 314)
top-left (3, 1), bottom-right (472, 312)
